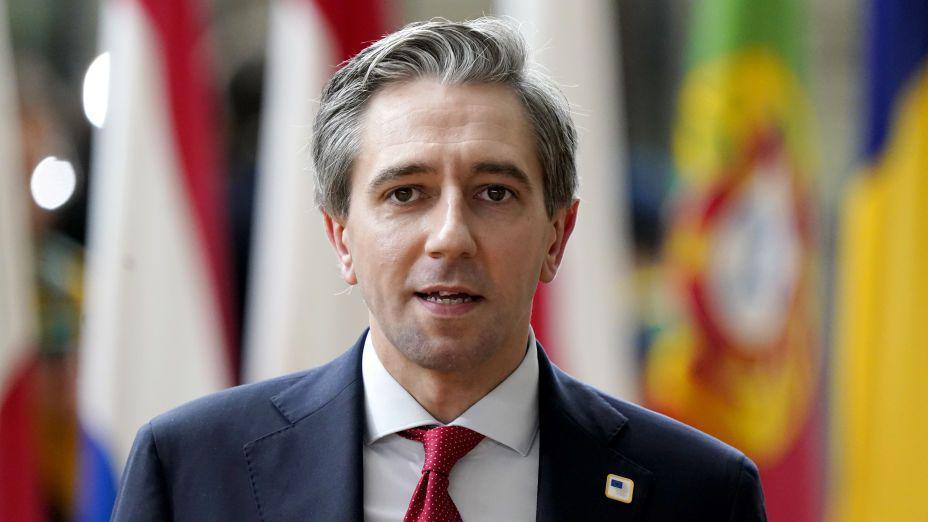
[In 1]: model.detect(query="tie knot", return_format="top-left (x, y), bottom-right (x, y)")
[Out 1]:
top-left (399, 425), bottom-right (485, 475)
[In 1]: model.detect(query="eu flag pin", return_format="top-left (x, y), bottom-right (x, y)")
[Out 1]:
top-left (604, 474), bottom-right (634, 504)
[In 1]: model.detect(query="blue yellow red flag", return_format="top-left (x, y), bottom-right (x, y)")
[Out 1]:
top-left (830, 2), bottom-right (928, 521)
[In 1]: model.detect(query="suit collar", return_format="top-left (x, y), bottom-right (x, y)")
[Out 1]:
top-left (244, 332), bottom-right (367, 522)
top-left (362, 329), bottom-right (541, 456)
top-left (535, 344), bottom-right (652, 521)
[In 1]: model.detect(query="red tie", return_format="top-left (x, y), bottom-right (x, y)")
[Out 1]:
top-left (398, 426), bottom-right (485, 522)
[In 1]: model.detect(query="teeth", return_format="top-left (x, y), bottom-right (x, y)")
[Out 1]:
top-left (424, 293), bottom-right (473, 304)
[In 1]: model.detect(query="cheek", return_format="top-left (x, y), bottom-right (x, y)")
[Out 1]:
top-left (483, 224), bottom-right (548, 286)
top-left (356, 221), bottom-right (421, 285)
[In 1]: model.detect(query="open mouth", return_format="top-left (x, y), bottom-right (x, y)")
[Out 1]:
top-left (414, 291), bottom-right (483, 305)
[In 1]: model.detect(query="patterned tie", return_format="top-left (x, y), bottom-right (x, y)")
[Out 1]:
top-left (398, 425), bottom-right (485, 522)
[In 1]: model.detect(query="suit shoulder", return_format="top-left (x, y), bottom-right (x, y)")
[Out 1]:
top-left (146, 370), bottom-right (308, 446)
top-left (153, 370), bottom-right (308, 425)
top-left (146, 343), bottom-right (362, 449)
top-left (607, 394), bottom-right (746, 461)
top-left (589, 387), bottom-right (765, 517)
top-left (553, 370), bottom-right (739, 457)
top-left (553, 367), bottom-right (753, 473)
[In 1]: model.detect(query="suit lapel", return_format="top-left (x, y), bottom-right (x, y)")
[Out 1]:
top-left (244, 337), bottom-right (366, 522)
top-left (535, 347), bottom-right (652, 521)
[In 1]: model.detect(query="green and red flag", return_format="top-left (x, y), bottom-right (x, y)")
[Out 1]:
top-left (645, 2), bottom-right (823, 520)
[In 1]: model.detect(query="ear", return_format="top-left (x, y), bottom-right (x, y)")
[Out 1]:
top-left (322, 210), bottom-right (357, 285)
top-left (540, 199), bottom-right (579, 283)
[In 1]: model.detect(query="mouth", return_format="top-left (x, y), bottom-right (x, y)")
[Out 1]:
top-left (414, 287), bottom-right (484, 315)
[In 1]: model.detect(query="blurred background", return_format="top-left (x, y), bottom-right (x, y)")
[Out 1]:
top-left (0, 0), bottom-right (924, 521)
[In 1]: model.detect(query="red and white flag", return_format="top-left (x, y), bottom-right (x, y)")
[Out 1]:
top-left (0, 0), bottom-right (43, 517)
top-left (494, 0), bottom-right (637, 399)
top-left (244, 0), bottom-right (385, 381)
top-left (78, 0), bottom-right (235, 500)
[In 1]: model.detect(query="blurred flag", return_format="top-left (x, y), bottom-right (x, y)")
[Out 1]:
top-left (0, 0), bottom-right (43, 518)
top-left (831, 2), bottom-right (928, 520)
top-left (493, 1), bottom-right (636, 400)
top-left (78, 0), bottom-right (234, 518)
top-left (645, 1), bottom-right (823, 520)
top-left (244, 0), bottom-right (385, 381)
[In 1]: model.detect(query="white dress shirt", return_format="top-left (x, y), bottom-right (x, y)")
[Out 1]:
top-left (362, 330), bottom-right (540, 522)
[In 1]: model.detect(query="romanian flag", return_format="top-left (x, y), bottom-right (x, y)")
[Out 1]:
top-left (244, 0), bottom-right (386, 382)
top-left (830, 2), bottom-right (928, 520)
top-left (645, 1), bottom-right (823, 520)
top-left (78, 0), bottom-right (234, 518)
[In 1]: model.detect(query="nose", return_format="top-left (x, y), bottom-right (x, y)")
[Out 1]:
top-left (424, 192), bottom-right (477, 259)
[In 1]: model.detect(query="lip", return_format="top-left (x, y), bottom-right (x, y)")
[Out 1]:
top-left (416, 284), bottom-right (482, 296)
top-left (414, 285), bottom-right (484, 317)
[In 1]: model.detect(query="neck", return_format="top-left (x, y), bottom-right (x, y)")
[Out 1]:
top-left (371, 328), bottom-right (528, 424)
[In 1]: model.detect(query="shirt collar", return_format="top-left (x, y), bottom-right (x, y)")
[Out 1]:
top-left (362, 329), bottom-right (539, 457)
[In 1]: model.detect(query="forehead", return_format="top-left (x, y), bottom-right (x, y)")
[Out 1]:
top-left (356, 79), bottom-right (538, 172)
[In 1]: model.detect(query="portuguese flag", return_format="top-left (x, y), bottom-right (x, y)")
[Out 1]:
top-left (644, 1), bottom-right (823, 521)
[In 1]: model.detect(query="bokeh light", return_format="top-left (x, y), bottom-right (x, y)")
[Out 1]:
top-left (83, 52), bottom-right (110, 128)
top-left (30, 156), bottom-right (77, 210)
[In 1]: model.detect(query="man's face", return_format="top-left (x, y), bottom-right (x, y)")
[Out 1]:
top-left (325, 79), bottom-right (576, 373)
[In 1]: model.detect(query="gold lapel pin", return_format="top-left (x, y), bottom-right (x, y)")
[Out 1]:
top-left (604, 473), bottom-right (634, 504)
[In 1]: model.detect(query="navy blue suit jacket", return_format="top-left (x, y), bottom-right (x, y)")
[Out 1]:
top-left (112, 331), bottom-right (766, 521)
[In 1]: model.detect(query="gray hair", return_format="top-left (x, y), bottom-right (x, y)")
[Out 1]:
top-left (312, 17), bottom-right (578, 218)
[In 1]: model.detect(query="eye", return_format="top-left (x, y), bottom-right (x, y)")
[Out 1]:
top-left (477, 185), bottom-right (514, 203)
top-left (387, 186), bottom-right (421, 204)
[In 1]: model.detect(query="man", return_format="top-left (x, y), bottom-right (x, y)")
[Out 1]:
top-left (113, 18), bottom-right (766, 521)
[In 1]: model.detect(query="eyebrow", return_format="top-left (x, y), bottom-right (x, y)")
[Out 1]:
top-left (367, 163), bottom-right (434, 193)
top-left (471, 161), bottom-right (532, 190)
top-left (366, 161), bottom-right (533, 193)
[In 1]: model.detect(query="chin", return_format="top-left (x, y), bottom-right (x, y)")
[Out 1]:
top-left (388, 324), bottom-right (503, 373)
